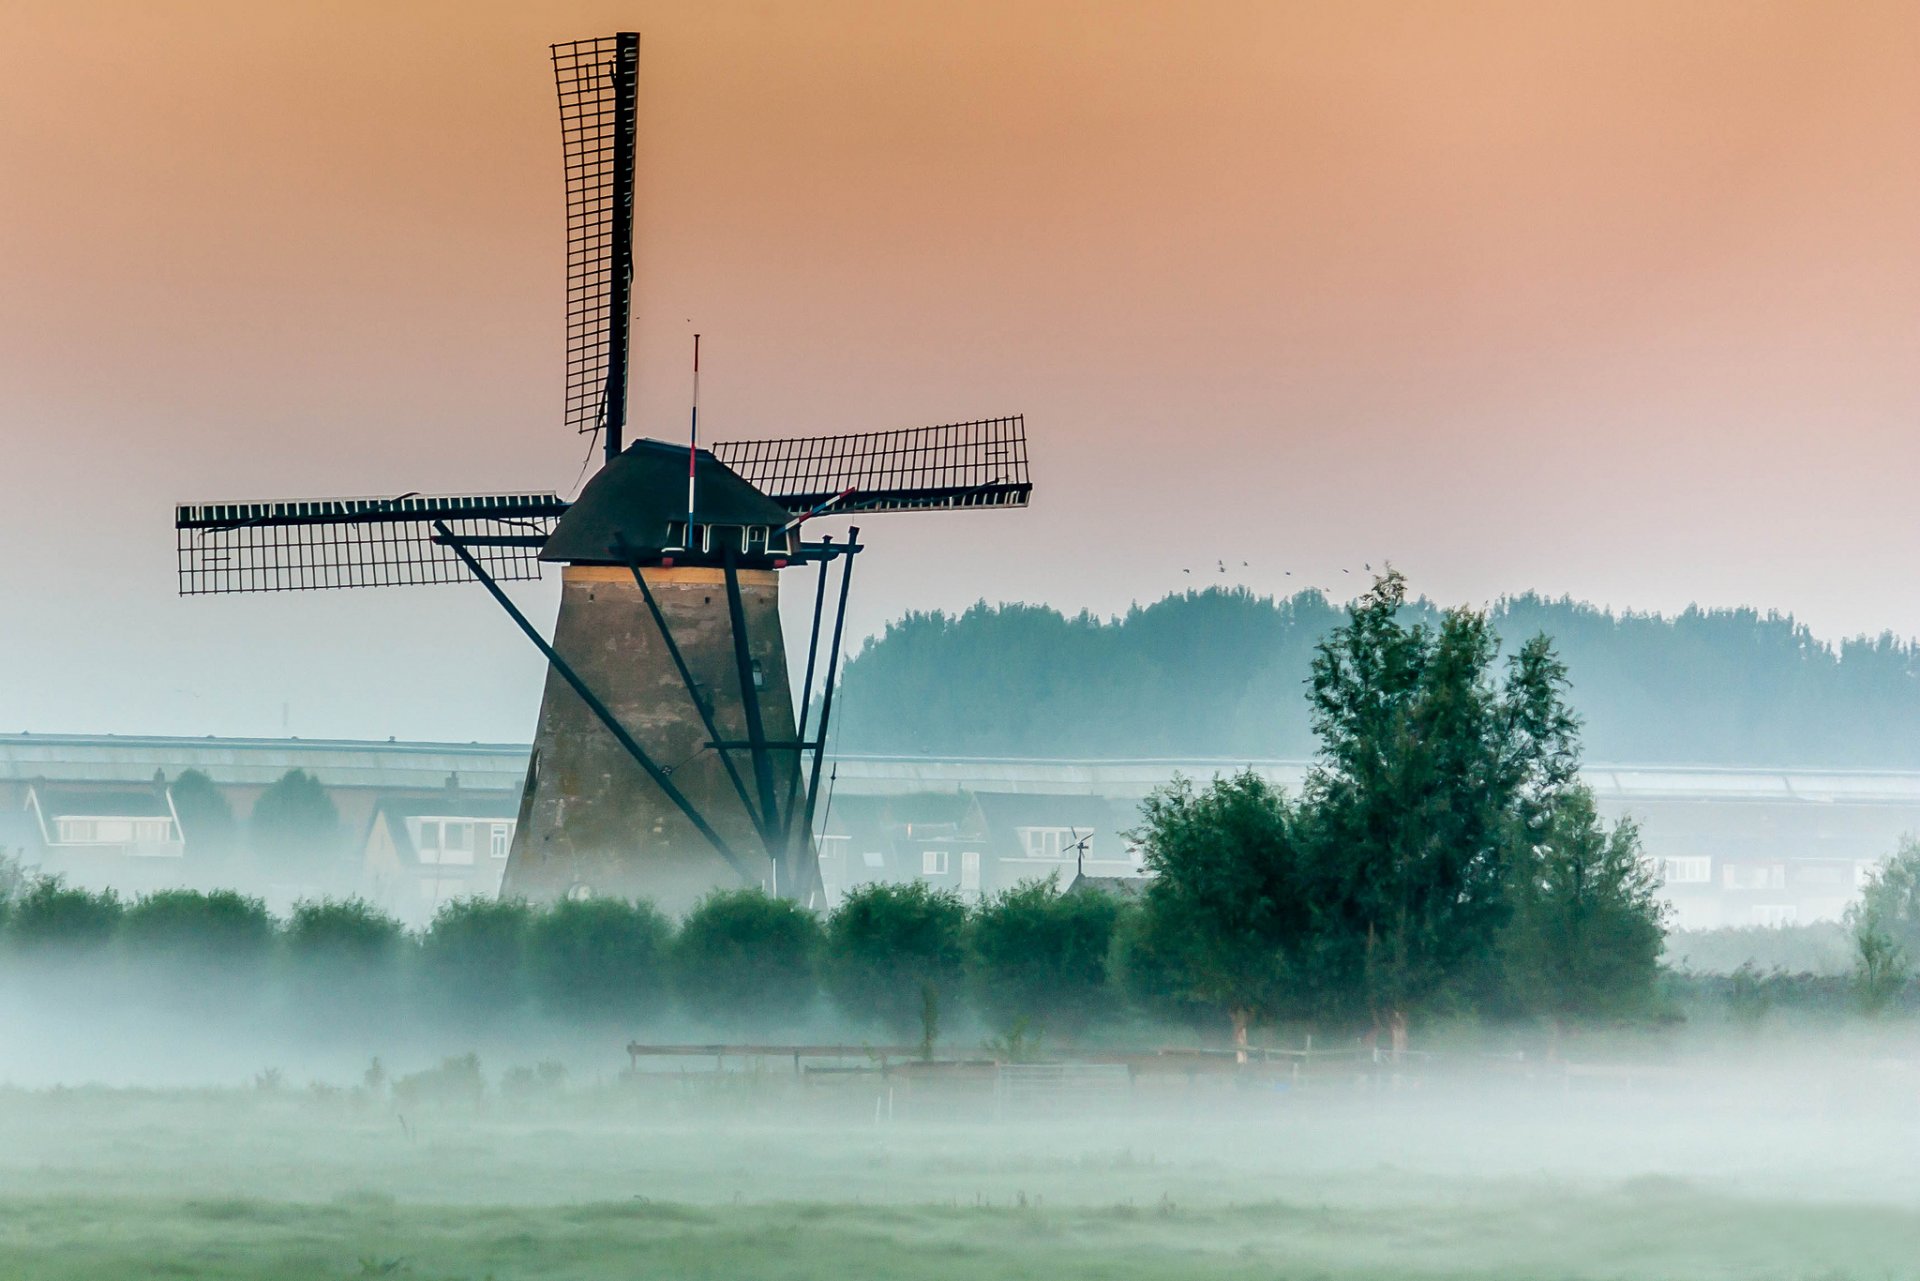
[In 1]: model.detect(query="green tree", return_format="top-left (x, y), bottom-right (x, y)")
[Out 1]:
top-left (1305, 575), bottom-right (1520, 1024)
top-left (4, 878), bottom-right (122, 955)
top-left (418, 897), bottom-right (533, 1022)
top-left (822, 880), bottom-right (968, 1036)
top-left (167, 769), bottom-right (239, 870)
top-left (967, 876), bottom-right (1120, 1039)
top-left (1127, 771), bottom-right (1309, 1049)
top-left (672, 889), bottom-right (822, 1030)
top-left (249, 769), bottom-right (345, 879)
top-left (1847, 838), bottom-right (1920, 1013)
top-left (1501, 796), bottom-right (1666, 1020)
top-left (526, 896), bottom-right (675, 1026)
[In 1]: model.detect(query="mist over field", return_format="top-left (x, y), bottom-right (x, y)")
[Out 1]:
top-left (3, 978), bottom-right (1920, 1281)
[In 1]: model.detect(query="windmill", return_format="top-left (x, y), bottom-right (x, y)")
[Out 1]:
top-left (172, 33), bottom-right (1031, 911)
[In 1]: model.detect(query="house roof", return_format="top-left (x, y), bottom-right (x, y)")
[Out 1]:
top-left (1068, 872), bottom-right (1149, 900)
top-left (28, 786), bottom-right (173, 820)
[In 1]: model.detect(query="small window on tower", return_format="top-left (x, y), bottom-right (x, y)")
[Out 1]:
top-left (665, 520), bottom-right (687, 549)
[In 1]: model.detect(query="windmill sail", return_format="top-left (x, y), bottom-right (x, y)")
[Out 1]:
top-left (552, 33), bottom-right (639, 459)
top-left (174, 493), bottom-right (567, 595)
top-left (711, 416), bottom-right (1031, 516)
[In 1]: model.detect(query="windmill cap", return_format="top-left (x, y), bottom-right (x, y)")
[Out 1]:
top-left (540, 438), bottom-right (792, 564)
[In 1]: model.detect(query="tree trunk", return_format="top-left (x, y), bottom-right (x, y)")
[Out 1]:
top-left (1231, 1007), bottom-right (1250, 1065)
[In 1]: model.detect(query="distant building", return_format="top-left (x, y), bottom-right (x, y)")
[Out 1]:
top-left (18, 783), bottom-right (185, 893)
top-left (361, 791), bottom-right (521, 926)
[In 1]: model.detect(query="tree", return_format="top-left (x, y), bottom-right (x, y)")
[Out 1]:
top-left (168, 769), bottom-right (239, 870)
top-left (968, 876), bottom-right (1120, 1039)
top-left (822, 881), bottom-right (968, 1037)
top-left (1127, 771), bottom-right (1309, 1050)
top-left (526, 896), bottom-right (675, 1026)
top-left (1304, 574), bottom-right (1520, 1024)
top-left (418, 897), bottom-right (533, 1023)
top-left (671, 889), bottom-right (822, 1030)
top-left (249, 769), bottom-right (345, 880)
top-left (1278, 570), bottom-right (1665, 1030)
top-left (1501, 796), bottom-right (1666, 1020)
top-left (1848, 838), bottom-right (1920, 1013)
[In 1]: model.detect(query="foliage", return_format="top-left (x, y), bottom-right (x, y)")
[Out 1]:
top-left (1846, 838), bottom-right (1920, 1014)
top-left (3, 878), bottom-right (122, 953)
top-left (418, 897), bottom-right (533, 1020)
top-left (1501, 796), bottom-right (1667, 1021)
top-left (1302, 576), bottom-right (1522, 1022)
top-left (248, 769), bottom-right (345, 877)
top-left (121, 890), bottom-right (273, 969)
top-left (671, 889), bottom-right (822, 1029)
top-left (822, 880), bottom-right (967, 1036)
top-left (830, 586), bottom-right (1920, 769)
top-left (1127, 771), bottom-right (1309, 1044)
top-left (282, 897), bottom-right (406, 1015)
top-left (967, 876), bottom-right (1121, 1037)
top-left (167, 769), bottom-right (239, 867)
top-left (1120, 573), bottom-right (1664, 1037)
top-left (526, 896), bottom-right (674, 1025)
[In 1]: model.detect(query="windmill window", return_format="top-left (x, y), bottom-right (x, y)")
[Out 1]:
top-left (751, 659), bottom-right (765, 690)
top-left (666, 520), bottom-right (688, 549)
top-left (746, 526), bottom-right (768, 553)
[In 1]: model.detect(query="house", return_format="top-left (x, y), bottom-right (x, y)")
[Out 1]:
top-left (814, 792), bottom-right (974, 903)
top-left (361, 791), bottom-right (521, 926)
top-left (957, 792), bottom-right (1142, 899)
top-left (22, 783), bottom-right (185, 891)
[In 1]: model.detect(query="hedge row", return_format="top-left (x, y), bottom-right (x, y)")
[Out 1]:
top-left (0, 879), bottom-right (1125, 1039)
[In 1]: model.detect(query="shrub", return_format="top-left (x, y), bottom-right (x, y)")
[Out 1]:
top-left (526, 897), bottom-right (674, 1026)
top-left (672, 889), bottom-right (821, 1030)
top-left (968, 877), bottom-right (1120, 1038)
top-left (418, 897), bottom-right (533, 1022)
top-left (823, 881), bottom-right (967, 1036)
top-left (121, 890), bottom-right (274, 969)
top-left (282, 897), bottom-right (405, 1016)
top-left (4, 878), bottom-right (122, 954)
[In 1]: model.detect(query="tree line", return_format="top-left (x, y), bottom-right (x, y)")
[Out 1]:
top-left (0, 877), bottom-right (1128, 1044)
top-left (830, 585), bottom-right (1920, 767)
top-left (0, 574), bottom-right (1677, 1046)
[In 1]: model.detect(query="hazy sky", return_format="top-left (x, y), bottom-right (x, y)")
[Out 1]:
top-left (1, 0), bottom-right (1915, 742)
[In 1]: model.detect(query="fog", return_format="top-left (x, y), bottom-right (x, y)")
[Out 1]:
top-left (2, 953), bottom-right (1918, 1280)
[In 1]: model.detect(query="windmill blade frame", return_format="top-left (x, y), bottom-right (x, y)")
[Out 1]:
top-left (552, 32), bottom-right (639, 460)
top-left (711, 415), bottom-right (1031, 516)
top-left (174, 493), bottom-right (567, 595)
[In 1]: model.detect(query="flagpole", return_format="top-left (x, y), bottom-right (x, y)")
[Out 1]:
top-left (687, 333), bottom-right (700, 531)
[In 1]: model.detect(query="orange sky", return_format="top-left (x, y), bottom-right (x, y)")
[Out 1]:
top-left (0, 1), bottom-right (1915, 739)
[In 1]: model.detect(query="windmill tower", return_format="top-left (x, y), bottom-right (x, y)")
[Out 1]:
top-left (171, 33), bottom-right (1032, 911)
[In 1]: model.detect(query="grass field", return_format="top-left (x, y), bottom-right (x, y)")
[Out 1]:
top-left (2, 1050), bottom-right (1919, 1281)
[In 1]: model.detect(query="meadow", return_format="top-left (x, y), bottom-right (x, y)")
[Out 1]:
top-left (3, 1039), bottom-right (1918, 1281)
